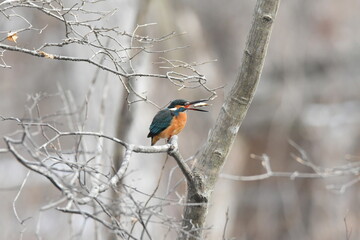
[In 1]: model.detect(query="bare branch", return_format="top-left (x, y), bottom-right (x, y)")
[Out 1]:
top-left (180, 0), bottom-right (281, 238)
top-left (12, 171), bottom-right (32, 225)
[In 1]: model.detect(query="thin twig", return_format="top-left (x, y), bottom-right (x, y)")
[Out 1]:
top-left (13, 170), bottom-right (32, 225)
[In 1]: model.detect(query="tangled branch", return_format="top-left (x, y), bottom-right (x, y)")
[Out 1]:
top-left (2, 91), bottom-right (360, 239)
top-left (0, 0), bottom-right (219, 103)
top-left (221, 142), bottom-right (360, 194)
top-left (1, 92), bottom-right (199, 238)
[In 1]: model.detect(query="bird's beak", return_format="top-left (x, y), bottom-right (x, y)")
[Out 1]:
top-left (185, 100), bottom-right (209, 112)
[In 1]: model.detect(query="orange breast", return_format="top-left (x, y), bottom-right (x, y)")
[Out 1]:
top-left (157, 112), bottom-right (187, 140)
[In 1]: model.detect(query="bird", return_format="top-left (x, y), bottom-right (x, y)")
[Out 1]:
top-left (147, 99), bottom-right (209, 145)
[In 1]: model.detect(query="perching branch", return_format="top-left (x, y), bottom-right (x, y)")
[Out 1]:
top-left (3, 92), bottom-right (360, 239)
top-left (2, 112), bottom-right (197, 238)
top-left (167, 136), bottom-right (196, 186)
top-left (3, 122), bottom-right (184, 194)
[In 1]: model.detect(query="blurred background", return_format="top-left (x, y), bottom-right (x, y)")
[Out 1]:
top-left (1, 0), bottom-right (360, 239)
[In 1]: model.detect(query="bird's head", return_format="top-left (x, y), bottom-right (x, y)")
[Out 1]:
top-left (167, 99), bottom-right (209, 112)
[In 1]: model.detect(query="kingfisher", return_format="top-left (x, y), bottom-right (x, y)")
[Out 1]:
top-left (147, 99), bottom-right (209, 145)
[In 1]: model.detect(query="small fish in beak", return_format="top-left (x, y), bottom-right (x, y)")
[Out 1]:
top-left (185, 99), bottom-right (209, 112)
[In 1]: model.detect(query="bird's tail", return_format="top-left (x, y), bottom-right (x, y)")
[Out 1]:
top-left (151, 136), bottom-right (160, 146)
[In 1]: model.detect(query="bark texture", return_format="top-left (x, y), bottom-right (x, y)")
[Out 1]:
top-left (180, 0), bottom-right (281, 239)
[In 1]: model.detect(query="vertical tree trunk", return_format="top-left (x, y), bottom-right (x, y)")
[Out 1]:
top-left (180, 0), bottom-right (281, 239)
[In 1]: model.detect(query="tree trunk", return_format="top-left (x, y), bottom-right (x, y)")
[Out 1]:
top-left (180, 0), bottom-right (281, 239)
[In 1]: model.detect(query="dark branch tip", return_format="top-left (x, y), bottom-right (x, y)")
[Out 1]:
top-left (168, 143), bottom-right (176, 153)
top-left (262, 14), bottom-right (273, 22)
top-left (194, 193), bottom-right (208, 203)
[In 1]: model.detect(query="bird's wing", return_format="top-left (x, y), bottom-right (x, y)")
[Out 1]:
top-left (147, 109), bottom-right (173, 138)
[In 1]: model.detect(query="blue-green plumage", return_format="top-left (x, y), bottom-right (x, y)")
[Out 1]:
top-left (167, 99), bottom-right (188, 108)
top-left (147, 99), bottom-right (208, 145)
top-left (147, 107), bottom-right (186, 138)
